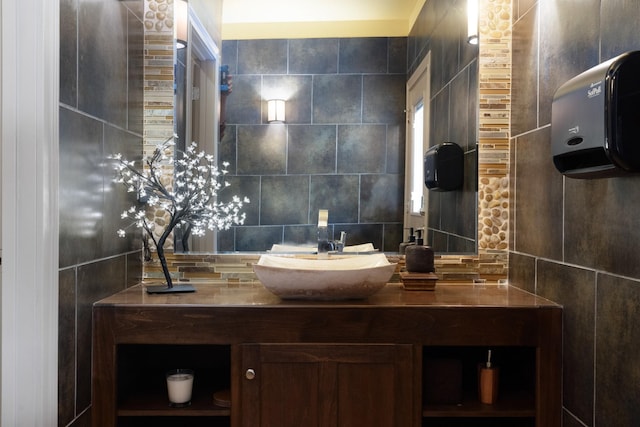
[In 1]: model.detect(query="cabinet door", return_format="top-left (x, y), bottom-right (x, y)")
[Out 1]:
top-left (235, 343), bottom-right (415, 427)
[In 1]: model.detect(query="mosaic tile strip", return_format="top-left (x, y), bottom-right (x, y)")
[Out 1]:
top-left (477, 0), bottom-right (511, 256)
top-left (144, 0), bottom-right (174, 32)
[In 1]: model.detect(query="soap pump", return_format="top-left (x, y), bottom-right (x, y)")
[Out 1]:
top-left (399, 227), bottom-right (416, 254)
top-left (404, 229), bottom-right (435, 273)
top-left (479, 349), bottom-right (499, 404)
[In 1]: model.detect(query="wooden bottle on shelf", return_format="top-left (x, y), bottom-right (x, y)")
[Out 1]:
top-left (478, 349), bottom-right (499, 404)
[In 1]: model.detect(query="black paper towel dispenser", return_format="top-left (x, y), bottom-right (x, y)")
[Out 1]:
top-left (424, 142), bottom-right (463, 191)
top-left (552, 51), bottom-right (640, 178)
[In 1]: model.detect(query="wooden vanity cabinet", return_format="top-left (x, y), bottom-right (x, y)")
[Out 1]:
top-left (234, 343), bottom-right (416, 427)
top-left (92, 284), bottom-right (561, 427)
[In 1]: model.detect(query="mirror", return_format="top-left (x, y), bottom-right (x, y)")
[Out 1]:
top-left (162, 0), bottom-right (510, 257)
top-left (173, 1), bottom-right (222, 253)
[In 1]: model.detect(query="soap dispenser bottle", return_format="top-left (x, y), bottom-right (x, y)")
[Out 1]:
top-left (478, 349), bottom-right (499, 404)
top-left (405, 229), bottom-right (435, 273)
top-left (399, 227), bottom-right (416, 254)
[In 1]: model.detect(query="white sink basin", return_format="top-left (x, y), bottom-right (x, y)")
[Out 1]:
top-left (253, 253), bottom-right (396, 300)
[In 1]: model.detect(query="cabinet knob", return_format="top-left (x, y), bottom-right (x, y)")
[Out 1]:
top-left (245, 368), bottom-right (256, 380)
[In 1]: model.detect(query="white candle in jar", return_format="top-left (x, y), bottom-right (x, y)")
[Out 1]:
top-left (166, 369), bottom-right (194, 405)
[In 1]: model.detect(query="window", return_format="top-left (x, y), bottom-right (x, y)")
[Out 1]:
top-left (404, 53), bottom-right (430, 232)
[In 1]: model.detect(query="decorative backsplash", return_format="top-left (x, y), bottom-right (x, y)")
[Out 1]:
top-left (144, 251), bottom-right (507, 284)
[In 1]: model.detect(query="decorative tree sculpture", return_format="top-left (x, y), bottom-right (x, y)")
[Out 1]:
top-left (111, 137), bottom-right (248, 293)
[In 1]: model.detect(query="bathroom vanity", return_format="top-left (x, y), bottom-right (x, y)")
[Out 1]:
top-left (92, 283), bottom-right (561, 427)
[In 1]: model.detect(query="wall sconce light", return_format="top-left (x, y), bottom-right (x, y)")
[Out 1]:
top-left (267, 99), bottom-right (286, 123)
top-left (467, 0), bottom-right (479, 45)
top-left (175, 0), bottom-right (188, 49)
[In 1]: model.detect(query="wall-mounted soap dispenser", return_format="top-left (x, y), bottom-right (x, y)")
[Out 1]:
top-left (424, 142), bottom-right (464, 191)
top-left (551, 51), bottom-right (640, 178)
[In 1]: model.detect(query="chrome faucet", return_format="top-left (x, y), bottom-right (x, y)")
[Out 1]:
top-left (316, 210), bottom-right (347, 253)
top-left (335, 231), bottom-right (347, 252)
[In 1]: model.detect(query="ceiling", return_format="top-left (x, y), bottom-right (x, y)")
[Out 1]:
top-left (221, 0), bottom-right (427, 39)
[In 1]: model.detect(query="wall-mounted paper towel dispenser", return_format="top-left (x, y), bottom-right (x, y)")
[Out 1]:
top-left (552, 51), bottom-right (640, 178)
top-left (424, 142), bottom-right (463, 191)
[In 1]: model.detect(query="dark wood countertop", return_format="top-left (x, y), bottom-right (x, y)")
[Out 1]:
top-left (93, 283), bottom-right (561, 346)
top-left (95, 282), bottom-right (560, 309)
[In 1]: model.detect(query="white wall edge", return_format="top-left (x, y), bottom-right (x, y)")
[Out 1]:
top-left (1, 0), bottom-right (60, 425)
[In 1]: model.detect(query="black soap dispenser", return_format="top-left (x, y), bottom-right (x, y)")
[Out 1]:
top-left (405, 229), bottom-right (435, 273)
top-left (399, 227), bottom-right (416, 255)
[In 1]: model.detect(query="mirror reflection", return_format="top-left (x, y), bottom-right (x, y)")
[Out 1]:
top-left (171, 0), bottom-right (479, 255)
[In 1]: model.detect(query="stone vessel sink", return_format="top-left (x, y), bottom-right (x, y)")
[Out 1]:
top-left (253, 253), bottom-right (396, 300)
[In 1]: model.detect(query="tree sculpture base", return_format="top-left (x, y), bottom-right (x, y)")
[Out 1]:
top-left (145, 284), bottom-right (196, 294)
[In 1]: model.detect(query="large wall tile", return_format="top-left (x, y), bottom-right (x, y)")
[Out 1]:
top-left (220, 175), bottom-right (261, 226)
top-left (283, 224), bottom-right (317, 245)
top-left (78, 0), bottom-right (128, 127)
top-left (260, 175), bottom-right (310, 225)
top-left (386, 124), bottom-right (405, 175)
top-left (103, 124), bottom-right (141, 257)
top-left (538, 0), bottom-right (599, 125)
top-left (363, 74), bottom-right (406, 124)
top-left (511, 4), bottom-right (538, 137)
top-left (76, 256), bottom-right (128, 413)
top-left (59, 107), bottom-right (104, 268)
top-left (237, 39), bottom-right (288, 74)
top-left (431, 85), bottom-right (450, 146)
top-left (514, 128), bottom-right (563, 260)
top-left (335, 223), bottom-right (384, 250)
top-left (537, 260), bottom-right (595, 425)
top-left (288, 125), bottom-right (337, 174)
top-left (235, 225), bottom-right (284, 251)
top-left (360, 174), bottom-right (403, 223)
top-left (600, 0), bottom-right (640, 60)
top-left (313, 74), bottom-right (363, 124)
top-left (310, 175), bottom-right (360, 223)
top-left (219, 124), bottom-right (238, 174)
top-left (388, 38), bottom-right (408, 74)
top-left (60, 0), bottom-right (78, 107)
top-left (337, 125), bottom-right (387, 173)
top-left (58, 268), bottom-right (76, 426)
top-left (449, 69), bottom-right (470, 150)
top-left (339, 38), bottom-right (388, 74)
top-left (237, 125), bottom-right (287, 174)
top-left (508, 252), bottom-right (536, 293)
top-left (289, 38), bottom-right (338, 74)
top-left (565, 176), bottom-right (640, 278)
top-left (221, 40), bottom-right (238, 72)
top-left (225, 75), bottom-right (262, 125)
top-left (596, 273), bottom-right (640, 426)
top-left (126, 6), bottom-right (144, 134)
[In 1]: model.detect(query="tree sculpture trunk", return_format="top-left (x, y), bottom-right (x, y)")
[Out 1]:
top-left (155, 237), bottom-right (173, 288)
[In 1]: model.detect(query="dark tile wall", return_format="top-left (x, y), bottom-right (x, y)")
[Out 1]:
top-left (408, 0), bottom-right (478, 253)
top-left (219, 37), bottom-right (407, 252)
top-left (58, 0), bottom-right (144, 425)
top-left (510, 0), bottom-right (640, 425)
